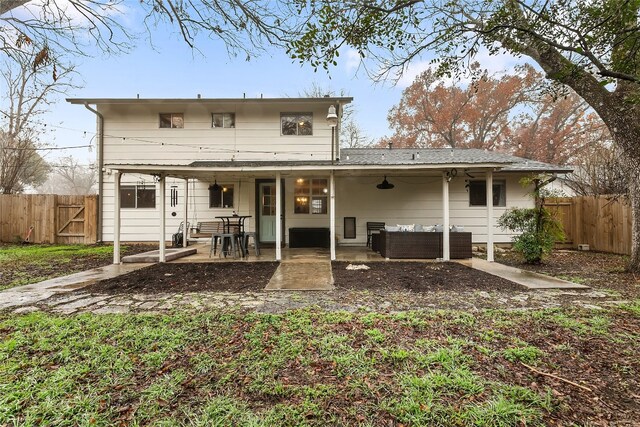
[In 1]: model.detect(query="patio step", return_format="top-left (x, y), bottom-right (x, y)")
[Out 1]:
top-left (122, 247), bottom-right (197, 263)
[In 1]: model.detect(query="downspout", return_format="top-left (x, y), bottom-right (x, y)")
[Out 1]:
top-left (83, 102), bottom-right (104, 242)
top-left (336, 101), bottom-right (341, 161)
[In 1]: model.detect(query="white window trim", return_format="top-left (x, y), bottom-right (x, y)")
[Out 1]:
top-left (120, 185), bottom-right (157, 209)
top-left (209, 183), bottom-right (235, 209)
top-left (280, 112), bottom-right (313, 136)
top-left (159, 113), bottom-right (184, 129)
top-left (294, 178), bottom-right (328, 215)
top-left (212, 113), bottom-right (236, 129)
top-left (469, 179), bottom-right (507, 207)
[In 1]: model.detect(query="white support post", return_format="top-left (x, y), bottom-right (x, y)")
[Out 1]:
top-left (442, 171), bottom-right (450, 261)
top-left (275, 172), bottom-right (282, 261)
top-left (329, 171), bottom-right (336, 261)
top-left (486, 170), bottom-right (494, 262)
top-left (113, 170), bottom-right (121, 265)
top-left (159, 175), bottom-right (166, 262)
top-left (182, 178), bottom-right (189, 247)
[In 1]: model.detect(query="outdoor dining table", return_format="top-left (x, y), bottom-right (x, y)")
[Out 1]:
top-left (215, 215), bottom-right (252, 257)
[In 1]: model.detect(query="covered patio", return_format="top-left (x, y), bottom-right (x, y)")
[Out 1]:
top-left (107, 155), bottom-right (509, 265)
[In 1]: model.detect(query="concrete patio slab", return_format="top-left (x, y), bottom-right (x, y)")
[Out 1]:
top-left (459, 258), bottom-right (590, 289)
top-left (0, 263), bottom-right (148, 310)
top-left (266, 261), bottom-right (334, 290)
top-left (122, 247), bottom-right (197, 263)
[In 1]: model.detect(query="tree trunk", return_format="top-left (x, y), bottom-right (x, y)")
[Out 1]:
top-left (526, 42), bottom-right (640, 270)
top-left (604, 102), bottom-right (640, 271)
top-left (622, 152), bottom-right (640, 272)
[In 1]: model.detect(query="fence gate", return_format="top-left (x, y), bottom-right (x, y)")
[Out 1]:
top-left (0, 194), bottom-right (98, 244)
top-left (546, 198), bottom-right (574, 245)
top-left (56, 202), bottom-right (86, 244)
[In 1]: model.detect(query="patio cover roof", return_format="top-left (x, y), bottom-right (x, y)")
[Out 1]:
top-left (105, 148), bottom-right (572, 177)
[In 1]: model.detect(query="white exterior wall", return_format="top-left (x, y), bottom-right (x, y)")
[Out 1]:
top-left (334, 174), bottom-right (533, 245)
top-left (101, 172), bottom-right (533, 243)
top-left (102, 174), bottom-right (256, 242)
top-left (99, 102), bottom-right (337, 164)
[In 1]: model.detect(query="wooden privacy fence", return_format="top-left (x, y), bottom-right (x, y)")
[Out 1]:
top-left (547, 196), bottom-right (632, 255)
top-left (0, 194), bottom-right (98, 244)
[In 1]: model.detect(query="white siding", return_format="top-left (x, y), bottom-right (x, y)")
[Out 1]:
top-left (334, 174), bottom-right (533, 245)
top-left (99, 102), bottom-right (336, 164)
top-left (102, 174), bottom-right (256, 242)
top-left (102, 172), bottom-right (534, 244)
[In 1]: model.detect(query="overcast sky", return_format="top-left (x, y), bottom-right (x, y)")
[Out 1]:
top-left (12, 9), bottom-right (523, 166)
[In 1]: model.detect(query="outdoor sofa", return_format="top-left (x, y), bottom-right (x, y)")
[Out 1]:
top-left (378, 229), bottom-right (472, 259)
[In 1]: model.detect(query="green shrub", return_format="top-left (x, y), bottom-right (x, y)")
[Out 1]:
top-left (498, 176), bottom-right (565, 264)
top-left (498, 208), bottom-right (561, 263)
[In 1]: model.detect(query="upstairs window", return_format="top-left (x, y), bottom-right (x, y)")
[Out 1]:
top-left (159, 113), bottom-right (184, 128)
top-left (281, 113), bottom-right (312, 136)
top-left (209, 184), bottom-right (234, 208)
top-left (469, 180), bottom-right (506, 207)
top-left (120, 185), bottom-right (156, 209)
top-left (294, 178), bottom-right (327, 214)
top-left (212, 113), bottom-right (235, 128)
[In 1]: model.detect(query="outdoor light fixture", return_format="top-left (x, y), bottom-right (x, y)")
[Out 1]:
top-left (209, 180), bottom-right (221, 191)
top-left (326, 105), bottom-right (338, 127)
top-left (327, 105), bottom-right (338, 164)
top-left (376, 176), bottom-right (395, 190)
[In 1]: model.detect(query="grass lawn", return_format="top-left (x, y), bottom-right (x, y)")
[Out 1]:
top-left (0, 244), bottom-right (153, 291)
top-left (1, 304), bottom-right (639, 426)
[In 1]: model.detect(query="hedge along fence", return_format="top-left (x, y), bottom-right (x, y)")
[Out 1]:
top-left (547, 196), bottom-right (632, 255)
top-left (0, 194), bottom-right (98, 244)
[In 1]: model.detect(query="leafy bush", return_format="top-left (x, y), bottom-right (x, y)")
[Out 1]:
top-left (498, 207), bottom-right (563, 263)
top-left (498, 176), bottom-right (565, 264)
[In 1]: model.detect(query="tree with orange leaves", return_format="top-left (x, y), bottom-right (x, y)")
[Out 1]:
top-left (511, 92), bottom-right (608, 165)
top-left (382, 66), bottom-right (610, 169)
top-left (381, 65), bottom-right (538, 150)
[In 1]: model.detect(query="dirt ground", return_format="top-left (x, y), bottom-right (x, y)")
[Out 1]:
top-left (81, 261), bottom-right (523, 294)
top-left (83, 262), bottom-right (280, 294)
top-left (496, 249), bottom-right (640, 298)
top-left (77, 249), bottom-right (640, 299)
top-left (47, 255), bottom-right (640, 426)
top-left (332, 261), bottom-right (524, 292)
top-left (5, 249), bottom-right (639, 425)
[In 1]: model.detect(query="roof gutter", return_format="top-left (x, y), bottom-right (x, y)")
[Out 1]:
top-left (83, 102), bottom-right (104, 243)
top-left (103, 162), bottom-right (515, 175)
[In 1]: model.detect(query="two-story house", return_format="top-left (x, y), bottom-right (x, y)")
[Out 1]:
top-left (67, 96), bottom-right (570, 263)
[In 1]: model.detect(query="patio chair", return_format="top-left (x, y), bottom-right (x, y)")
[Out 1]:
top-left (366, 222), bottom-right (385, 248)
